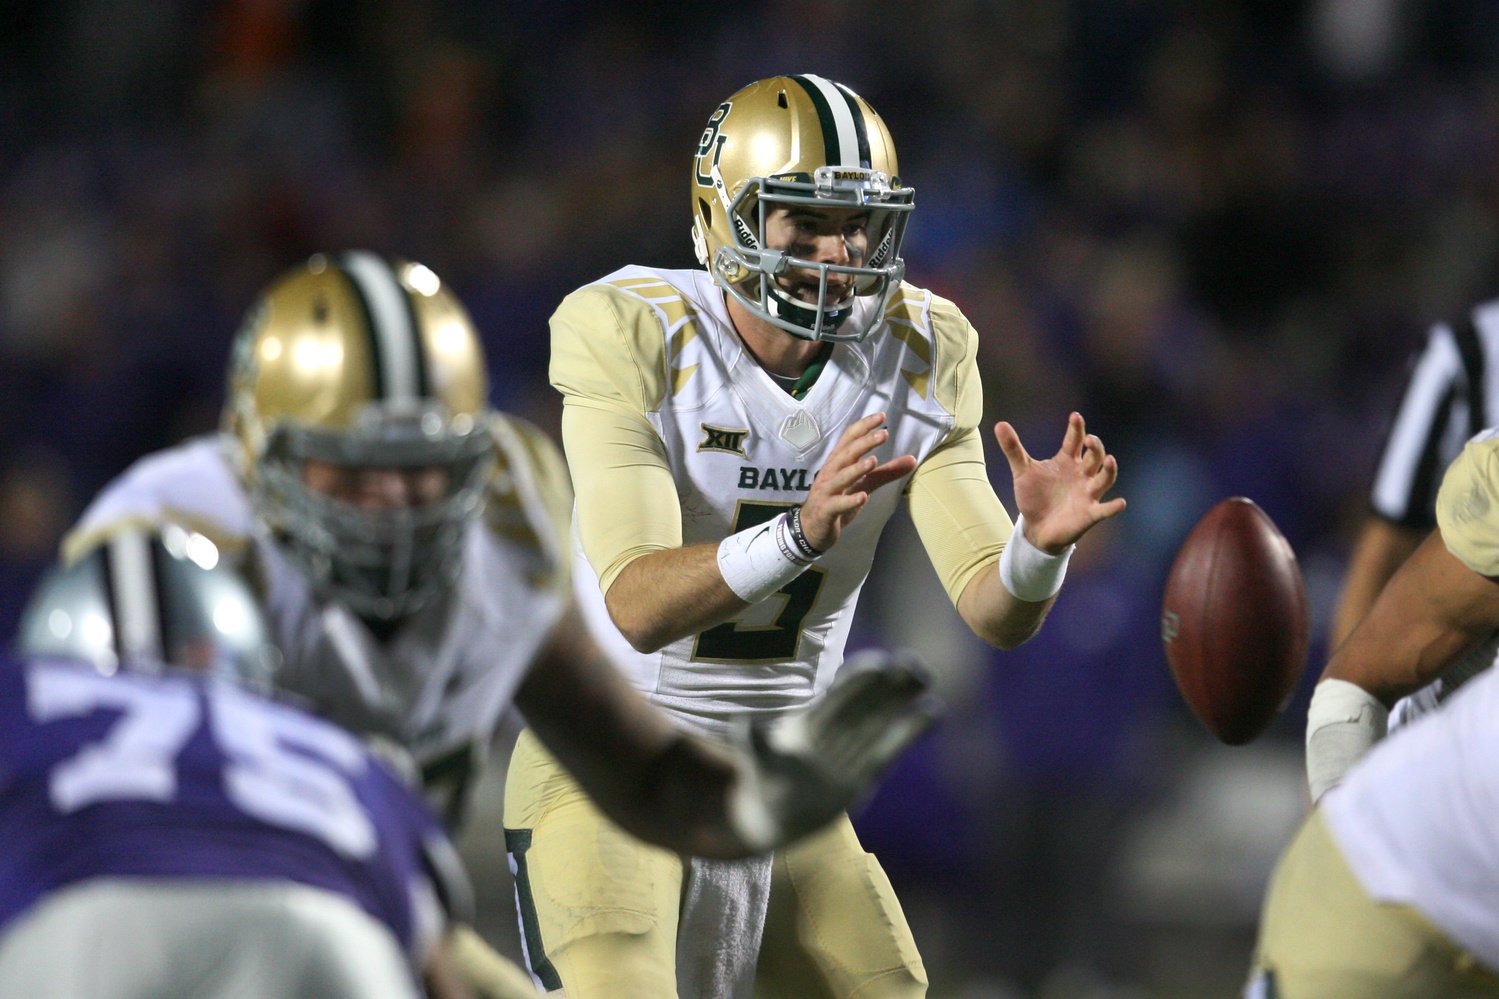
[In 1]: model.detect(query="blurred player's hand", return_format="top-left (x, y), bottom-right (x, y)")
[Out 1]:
top-left (727, 650), bottom-right (940, 852)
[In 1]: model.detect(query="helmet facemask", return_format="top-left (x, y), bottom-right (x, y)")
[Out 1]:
top-left (712, 174), bottom-right (913, 344)
top-left (255, 402), bottom-right (495, 621)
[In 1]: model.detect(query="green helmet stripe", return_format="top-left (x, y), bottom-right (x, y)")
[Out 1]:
top-left (791, 74), bottom-right (853, 167)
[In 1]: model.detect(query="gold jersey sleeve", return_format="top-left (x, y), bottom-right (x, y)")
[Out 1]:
top-left (907, 293), bottom-right (1012, 606)
top-left (549, 283), bottom-right (683, 593)
top-left (1435, 432), bottom-right (1499, 577)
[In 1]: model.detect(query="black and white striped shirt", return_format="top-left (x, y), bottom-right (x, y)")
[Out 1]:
top-left (1372, 299), bottom-right (1499, 528)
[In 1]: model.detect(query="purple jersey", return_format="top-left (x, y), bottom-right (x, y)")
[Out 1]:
top-left (0, 653), bottom-right (452, 958)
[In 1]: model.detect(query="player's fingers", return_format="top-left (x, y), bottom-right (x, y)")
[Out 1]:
top-left (811, 449), bottom-right (866, 493)
top-left (813, 494), bottom-right (868, 535)
top-left (1089, 453), bottom-right (1119, 496)
top-left (993, 421), bottom-right (1031, 478)
top-left (1080, 434), bottom-right (1104, 476)
top-left (821, 427), bottom-right (888, 480)
top-left (821, 453), bottom-right (881, 495)
top-left (816, 489), bottom-right (869, 518)
top-left (838, 706), bottom-right (937, 783)
top-left (855, 455), bottom-right (918, 494)
top-left (1092, 495), bottom-right (1127, 522)
top-left (813, 662), bottom-right (932, 769)
top-left (1059, 412), bottom-right (1086, 459)
top-left (835, 412), bottom-right (888, 449)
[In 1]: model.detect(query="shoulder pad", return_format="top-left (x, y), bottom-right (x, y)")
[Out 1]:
top-left (482, 414), bottom-right (573, 591)
top-left (1438, 433), bottom-right (1499, 576)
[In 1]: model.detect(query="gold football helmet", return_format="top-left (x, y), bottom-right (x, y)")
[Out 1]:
top-left (223, 252), bottom-right (495, 620)
top-left (690, 75), bottom-right (915, 342)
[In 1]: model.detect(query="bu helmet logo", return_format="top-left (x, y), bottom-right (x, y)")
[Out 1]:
top-left (695, 102), bottom-right (732, 190)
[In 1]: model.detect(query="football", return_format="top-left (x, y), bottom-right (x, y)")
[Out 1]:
top-left (1161, 497), bottom-right (1309, 745)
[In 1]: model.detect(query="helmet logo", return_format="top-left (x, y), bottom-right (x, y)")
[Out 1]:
top-left (695, 102), bottom-right (732, 190)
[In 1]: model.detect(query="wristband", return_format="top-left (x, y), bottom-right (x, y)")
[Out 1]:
top-left (997, 514), bottom-right (1073, 602)
top-left (717, 513), bottom-right (818, 604)
top-left (1305, 678), bottom-right (1387, 802)
top-left (786, 506), bottom-right (824, 561)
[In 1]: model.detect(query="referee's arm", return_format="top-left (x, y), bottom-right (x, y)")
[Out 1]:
top-left (1331, 319), bottom-right (1470, 649)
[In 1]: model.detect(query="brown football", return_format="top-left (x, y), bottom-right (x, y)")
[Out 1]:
top-left (1161, 497), bottom-right (1309, 745)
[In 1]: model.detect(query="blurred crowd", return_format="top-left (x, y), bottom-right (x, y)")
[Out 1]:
top-left (5, 0), bottom-right (1499, 994)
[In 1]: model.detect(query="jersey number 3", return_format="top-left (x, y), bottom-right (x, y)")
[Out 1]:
top-left (27, 666), bottom-right (377, 859)
top-left (693, 502), bottom-right (827, 663)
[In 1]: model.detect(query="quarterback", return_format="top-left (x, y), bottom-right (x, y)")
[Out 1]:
top-left (510, 75), bottom-right (1125, 997)
top-left (1247, 430), bottom-right (1499, 995)
top-left (65, 252), bottom-right (938, 999)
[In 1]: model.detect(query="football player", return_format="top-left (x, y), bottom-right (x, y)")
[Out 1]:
top-left (64, 252), bottom-right (938, 998)
top-left (1247, 432), bottom-right (1499, 995)
top-left (0, 525), bottom-right (473, 998)
top-left (66, 251), bottom-right (570, 830)
top-left (1308, 307), bottom-right (1499, 801)
top-left (516, 74), bottom-right (1126, 998)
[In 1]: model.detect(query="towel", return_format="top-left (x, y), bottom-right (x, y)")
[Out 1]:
top-left (674, 853), bottom-right (775, 999)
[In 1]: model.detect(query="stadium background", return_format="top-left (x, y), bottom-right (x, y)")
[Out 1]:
top-left (2, 1), bottom-right (1496, 995)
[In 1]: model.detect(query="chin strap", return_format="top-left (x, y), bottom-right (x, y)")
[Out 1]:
top-left (765, 282), bottom-right (852, 338)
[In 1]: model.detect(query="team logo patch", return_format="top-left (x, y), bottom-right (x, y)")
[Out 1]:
top-left (698, 423), bottom-right (750, 456)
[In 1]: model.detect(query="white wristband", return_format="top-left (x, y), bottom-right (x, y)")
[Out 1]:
top-left (717, 513), bottom-right (816, 604)
top-left (998, 514), bottom-right (1073, 602)
top-left (1305, 678), bottom-right (1388, 803)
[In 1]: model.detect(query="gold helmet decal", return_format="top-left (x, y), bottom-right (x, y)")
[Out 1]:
top-left (690, 75), bottom-right (914, 342)
top-left (224, 252), bottom-right (495, 620)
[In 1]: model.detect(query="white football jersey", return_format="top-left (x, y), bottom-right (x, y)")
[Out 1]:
top-left (558, 266), bottom-right (982, 731)
top-left (66, 417), bottom-right (572, 820)
top-left (1323, 661), bottom-right (1499, 971)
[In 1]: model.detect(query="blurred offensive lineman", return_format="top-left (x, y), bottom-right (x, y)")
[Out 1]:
top-left (1247, 433), bottom-right (1499, 996)
top-left (0, 527), bottom-right (471, 999)
top-left (67, 252), bottom-right (572, 830)
top-left (512, 75), bottom-right (1126, 998)
top-left (65, 252), bottom-right (939, 998)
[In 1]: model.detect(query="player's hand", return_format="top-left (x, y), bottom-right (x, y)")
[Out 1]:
top-left (799, 413), bottom-right (917, 552)
top-left (727, 650), bottom-right (941, 852)
top-left (996, 412), bottom-right (1125, 553)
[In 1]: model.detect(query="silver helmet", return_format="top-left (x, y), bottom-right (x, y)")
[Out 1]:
top-left (17, 523), bottom-right (281, 691)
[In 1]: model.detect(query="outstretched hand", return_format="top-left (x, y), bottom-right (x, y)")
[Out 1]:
top-left (727, 650), bottom-right (940, 853)
top-left (995, 412), bottom-right (1125, 553)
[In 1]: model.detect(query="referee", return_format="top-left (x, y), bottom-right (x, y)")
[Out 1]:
top-left (1334, 303), bottom-right (1498, 646)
